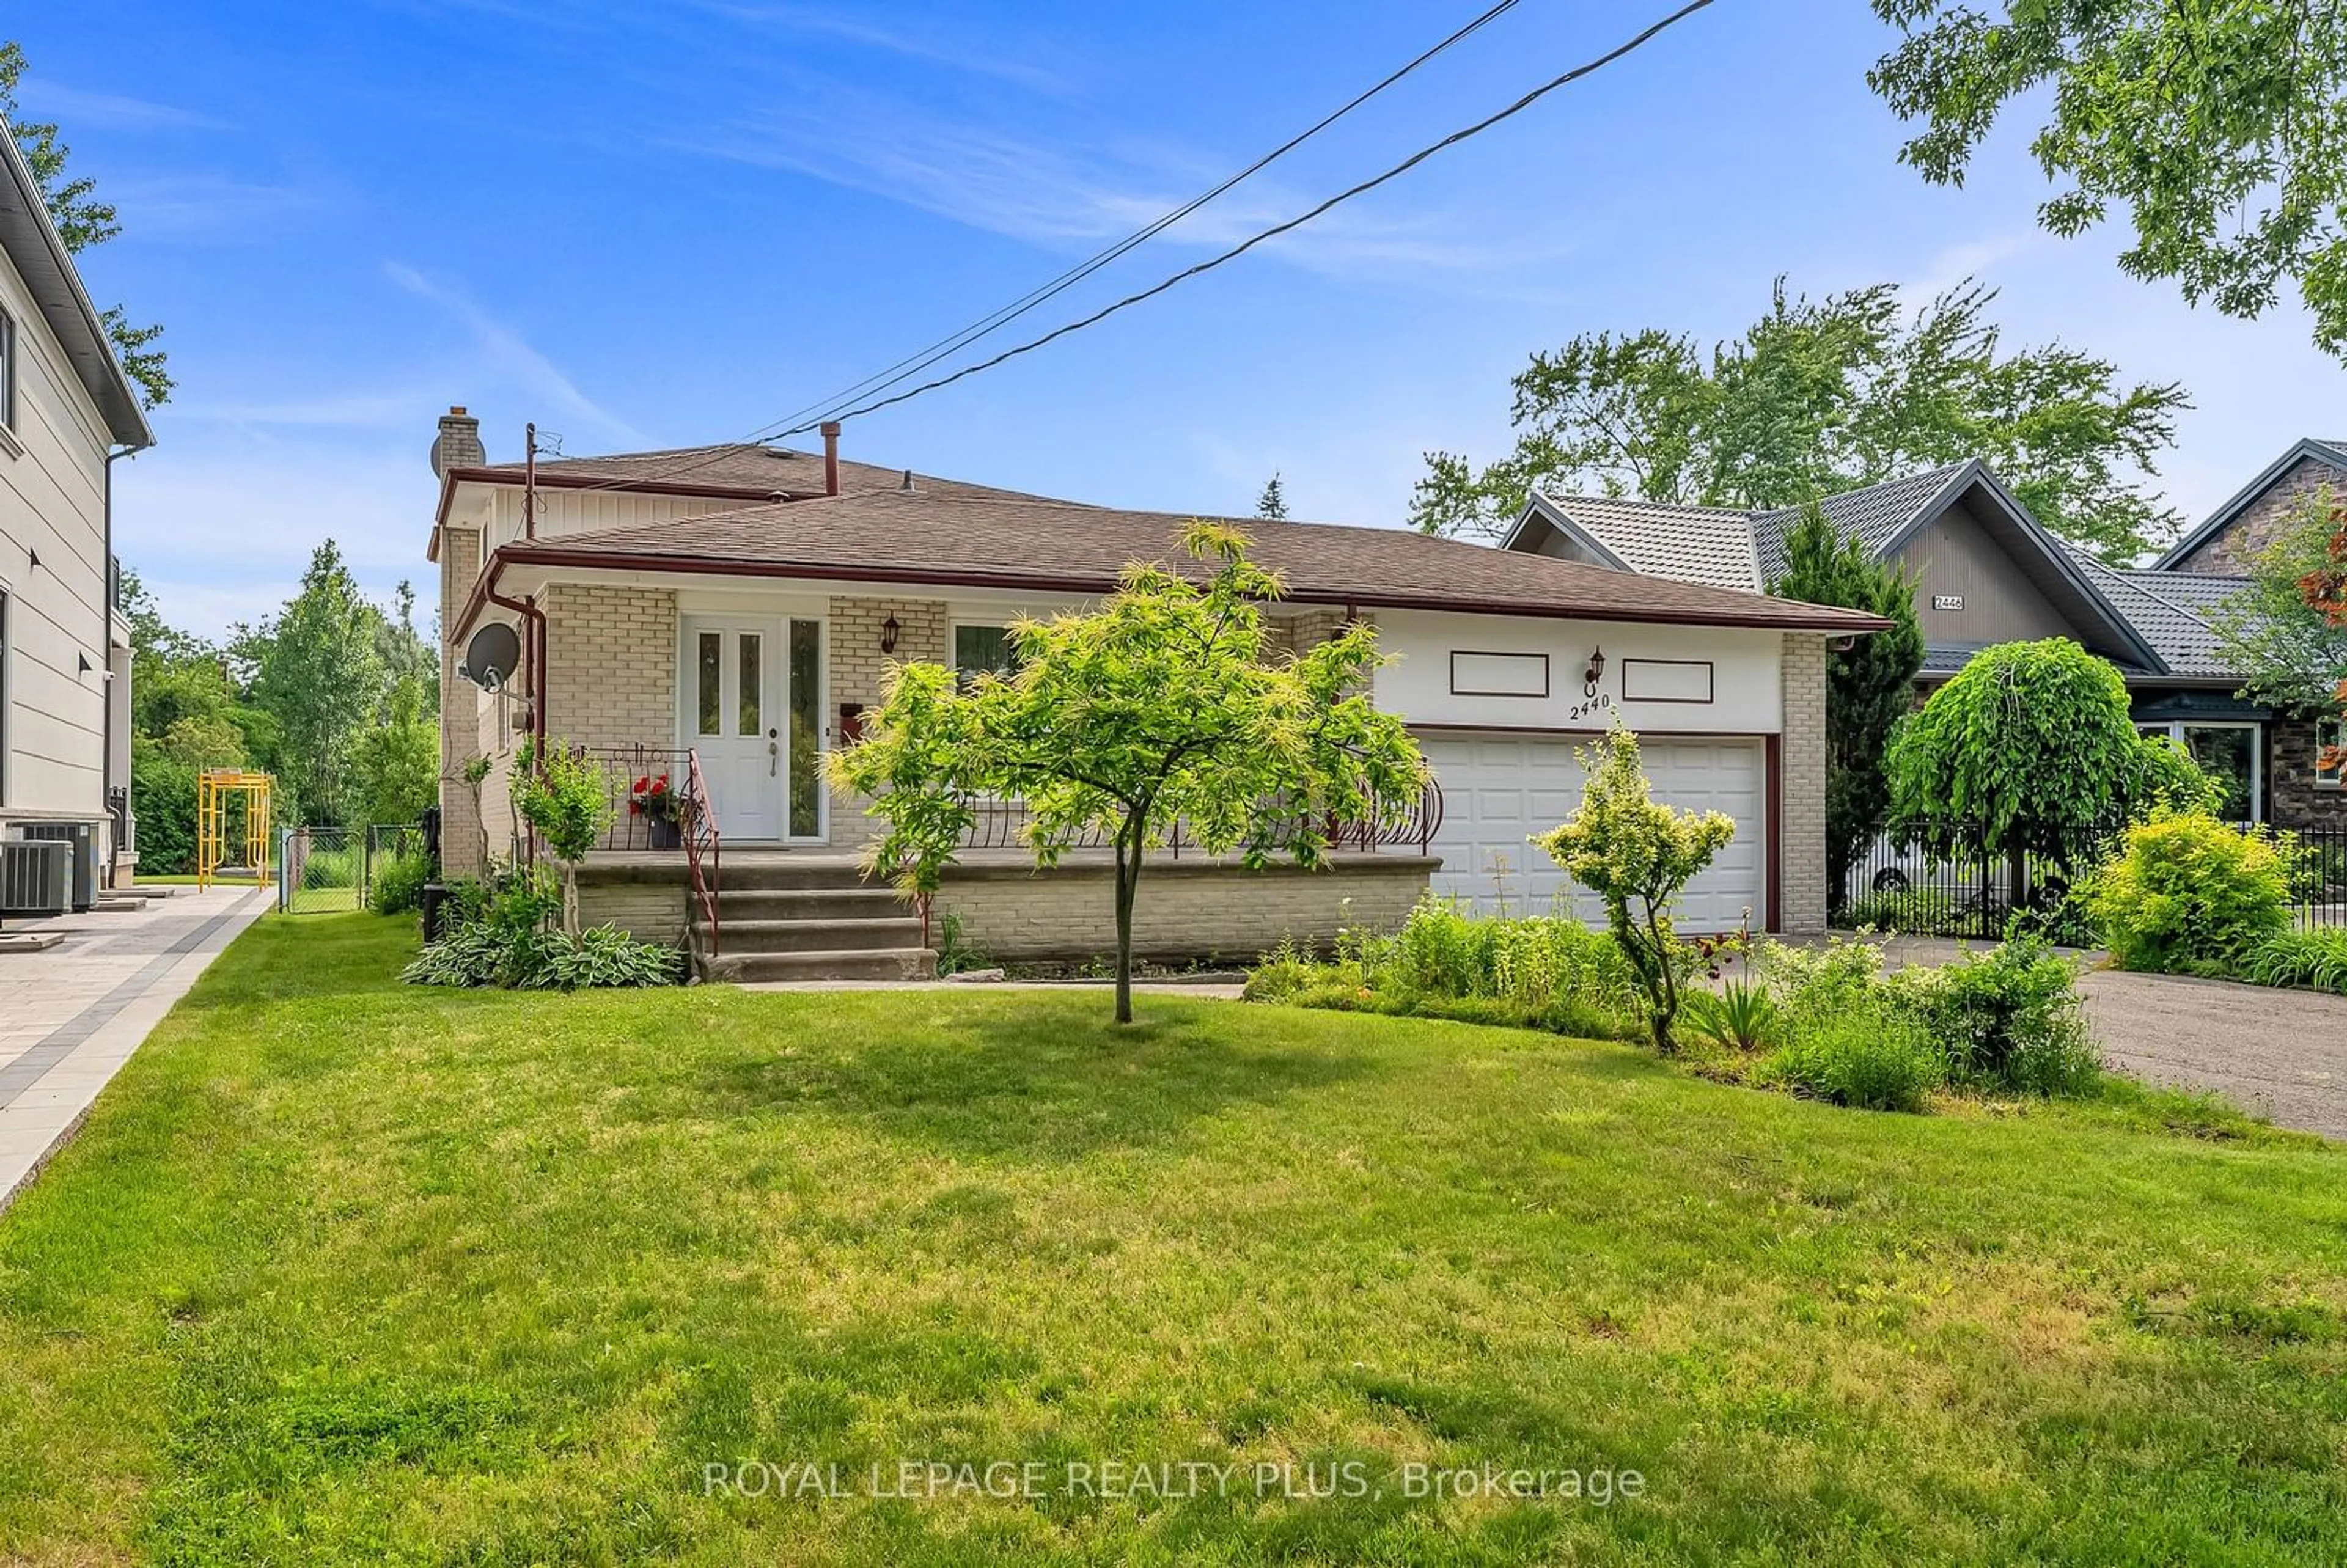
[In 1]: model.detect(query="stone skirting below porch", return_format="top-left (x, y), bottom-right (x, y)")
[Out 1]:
top-left (575, 850), bottom-right (1438, 967)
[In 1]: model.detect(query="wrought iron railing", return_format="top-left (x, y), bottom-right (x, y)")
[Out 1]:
top-left (684, 749), bottom-right (722, 958)
top-left (1836, 818), bottom-right (2347, 940)
top-left (580, 745), bottom-right (697, 852)
top-left (947, 776), bottom-right (1444, 857)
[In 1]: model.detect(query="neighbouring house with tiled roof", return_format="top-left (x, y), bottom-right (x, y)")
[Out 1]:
top-left (1508, 451), bottom-right (2347, 830)
top-left (425, 409), bottom-right (1889, 978)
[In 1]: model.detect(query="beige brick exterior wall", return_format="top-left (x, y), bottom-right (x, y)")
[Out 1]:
top-left (934, 852), bottom-right (1433, 964)
top-left (2172, 455), bottom-right (2344, 574)
top-left (829, 596), bottom-right (949, 709)
top-left (543, 584), bottom-right (678, 753)
top-left (436, 527), bottom-right (489, 874)
top-left (1779, 632), bottom-right (1828, 936)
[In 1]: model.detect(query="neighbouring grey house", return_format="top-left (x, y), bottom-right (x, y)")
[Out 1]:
top-left (1505, 450), bottom-right (2347, 830)
top-left (0, 126), bottom-right (153, 899)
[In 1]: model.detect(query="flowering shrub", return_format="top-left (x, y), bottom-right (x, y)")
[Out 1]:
top-left (628, 772), bottom-right (683, 825)
top-left (2082, 809), bottom-right (2292, 975)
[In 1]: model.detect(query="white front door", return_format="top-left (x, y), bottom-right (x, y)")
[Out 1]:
top-left (681, 615), bottom-right (829, 842)
top-left (684, 618), bottom-right (783, 840)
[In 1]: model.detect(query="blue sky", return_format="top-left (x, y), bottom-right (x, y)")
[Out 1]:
top-left (15, 1), bottom-right (2345, 636)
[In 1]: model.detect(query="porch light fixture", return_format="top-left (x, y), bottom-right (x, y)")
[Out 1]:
top-left (880, 614), bottom-right (901, 654)
top-left (1583, 647), bottom-right (1606, 689)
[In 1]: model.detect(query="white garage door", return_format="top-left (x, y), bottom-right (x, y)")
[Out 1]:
top-left (1419, 732), bottom-right (1766, 931)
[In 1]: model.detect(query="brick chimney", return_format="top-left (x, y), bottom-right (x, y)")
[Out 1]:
top-left (430, 405), bottom-right (486, 477)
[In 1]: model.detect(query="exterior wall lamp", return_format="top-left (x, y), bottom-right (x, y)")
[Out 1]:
top-left (1583, 647), bottom-right (1606, 689)
top-left (881, 614), bottom-right (901, 654)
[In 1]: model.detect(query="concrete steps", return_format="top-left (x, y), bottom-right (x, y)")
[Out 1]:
top-left (693, 857), bottom-right (933, 983)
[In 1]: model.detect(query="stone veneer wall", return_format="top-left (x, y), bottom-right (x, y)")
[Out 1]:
top-left (2267, 717), bottom-right (2347, 829)
top-left (1779, 632), bottom-right (1829, 936)
top-left (2172, 455), bottom-right (2345, 575)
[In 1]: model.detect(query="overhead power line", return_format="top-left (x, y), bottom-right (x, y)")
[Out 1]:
top-left (773, 0), bottom-right (1719, 438)
top-left (765, 0), bottom-right (1531, 438)
top-left (535, 0), bottom-right (1719, 497)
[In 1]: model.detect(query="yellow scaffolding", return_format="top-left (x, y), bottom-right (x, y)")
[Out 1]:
top-left (196, 769), bottom-right (273, 891)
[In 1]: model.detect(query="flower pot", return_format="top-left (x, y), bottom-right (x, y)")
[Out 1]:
top-left (647, 818), bottom-right (682, 851)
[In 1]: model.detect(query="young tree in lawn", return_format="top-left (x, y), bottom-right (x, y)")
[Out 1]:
top-left (1886, 638), bottom-right (2221, 910)
top-left (1868, 3), bottom-right (2347, 361)
top-left (1769, 504), bottom-right (1925, 912)
top-left (1535, 724), bottom-right (1736, 1053)
top-left (832, 521), bottom-right (1428, 1025)
top-left (1409, 276), bottom-right (2184, 561)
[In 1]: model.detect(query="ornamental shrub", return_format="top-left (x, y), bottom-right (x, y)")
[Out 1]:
top-left (2082, 809), bottom-right (2292, 975)
top-left (1764, 1012), bottom-right (1946, 1113)
top-left (1894, 936), bottom-right (2101, 1096)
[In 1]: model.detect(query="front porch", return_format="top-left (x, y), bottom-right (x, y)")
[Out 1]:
top-left (576, 843), bottom-right (1439, 974)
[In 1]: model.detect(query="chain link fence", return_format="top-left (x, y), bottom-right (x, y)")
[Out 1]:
top-left (279, 826), bottom-right (365, 912)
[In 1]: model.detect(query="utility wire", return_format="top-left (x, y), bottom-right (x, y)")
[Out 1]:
top-left (763, 0), bottom-right (1530, 437)
top-left (537, 0), bottom-right (1539, 502)
top-left (527, 0), bottom-right (1717, 498)
top-left (780, 0), bottom-right (1717, 438)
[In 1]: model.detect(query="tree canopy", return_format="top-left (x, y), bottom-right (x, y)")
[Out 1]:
top-left (1410, 277), bottom-right (2186, 562)
top-left (2216, 484), bottom-right (2347, 719)
top-left (1887, 638), bottom-right (2220, 865)
top-left (0, 40), bottom-right (171, 407)
top-left (831, 521), bottom-right (1427, 1024)
top-left (1870, 2), bottom-right (2347, 362)
top-left (1769, 504), bottom-right (1926, 909)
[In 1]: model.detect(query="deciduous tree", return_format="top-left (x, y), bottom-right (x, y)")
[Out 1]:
top-left (1870, 2), bottom-right (2347, 360)
top-left (1411, 277), bottom-right (2184, 562)
top-left (1886, 638), bottom-right (2220, 906)
top-left (0, 40), bottom-right (171, 405)
top-left (1535, 724), bottom-right (1736, 1052)
top-left (832, 521), bottom-right (1427, 1024)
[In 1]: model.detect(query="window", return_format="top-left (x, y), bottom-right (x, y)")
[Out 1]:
top-left (2319, 720), bottom-right (2345, 791)
top-left (2140, 719), bottom-right (2262, 821)
top-left (0, 309), bottom-right (14, 430)
top-left (953, 625), bottom-right (1018, 684)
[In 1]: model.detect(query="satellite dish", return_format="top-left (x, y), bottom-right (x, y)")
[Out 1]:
top-left (465, 622), bottom-right (521, 690)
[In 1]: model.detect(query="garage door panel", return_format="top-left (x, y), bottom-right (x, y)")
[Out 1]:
top-left (1425, 733), bottom-right (1765, 931)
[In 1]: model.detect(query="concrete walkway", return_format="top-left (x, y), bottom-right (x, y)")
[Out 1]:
top-left (0, 884), bottom-right (268, 1214)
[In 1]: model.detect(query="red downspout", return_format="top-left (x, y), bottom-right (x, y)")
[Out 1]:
top-left (482, 559), bottom-right (548, 750)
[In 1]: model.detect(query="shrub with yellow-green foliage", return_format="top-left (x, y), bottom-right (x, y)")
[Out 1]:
top-left (2083, 808), bottom-right (2293, 976)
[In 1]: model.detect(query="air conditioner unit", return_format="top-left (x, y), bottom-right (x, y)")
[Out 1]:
top-left (17, 822), bottom-right (97, 910)
top-left (1, 839), bottom-right (73, 918)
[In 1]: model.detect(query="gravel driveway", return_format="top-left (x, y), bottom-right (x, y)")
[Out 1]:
top-left (1869, 937), bottom-right (2347, 1140)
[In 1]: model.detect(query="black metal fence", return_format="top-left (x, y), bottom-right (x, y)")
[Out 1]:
top-left (1835, 819), bottom-right (2347, 940)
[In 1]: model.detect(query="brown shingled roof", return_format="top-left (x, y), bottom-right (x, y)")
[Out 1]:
top-left (457, 442), bottom-right (1085, 506)
top-left (485, 488), bottom-right (1890, 634)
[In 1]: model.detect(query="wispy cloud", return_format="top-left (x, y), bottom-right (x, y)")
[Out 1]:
top-left (682, 103), bottom-right (1554, 283)
top-left (384, 264), bottom-right (642, 444)
top-left (11, 79), bottom-right (227, 131)
top-left (101, 174), bottom-right (325, 242)
top-left (683, 2), bottom-right (1069, 91)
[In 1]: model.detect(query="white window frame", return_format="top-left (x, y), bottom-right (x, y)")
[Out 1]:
top-left (2316, 717), bottom-right (2345, 792)
top-left (2139, 719), bottom-right (2263, 821)
top-left (950, 621), bottom-right (1018, 686)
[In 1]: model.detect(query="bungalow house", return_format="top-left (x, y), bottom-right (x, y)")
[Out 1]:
top-left (1506, 453), bottom-right (2345, 829)
top-left (425, 409), bottom-right (1884, 978)
top-left (0, 129), bottom-right (153, 898)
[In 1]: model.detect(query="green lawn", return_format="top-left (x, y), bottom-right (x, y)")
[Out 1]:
top-left (2, 916), bottom-right (2343, 1566)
